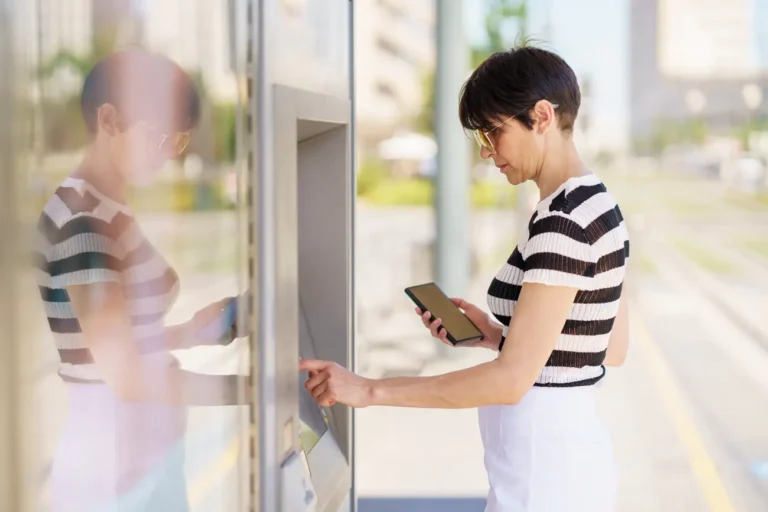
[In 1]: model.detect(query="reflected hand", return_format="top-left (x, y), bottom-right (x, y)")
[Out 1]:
top-left (415, 297), bottom-right (501, 351)
top-left (300, 359), bottom-right (374, 408)
top-left (191, 297), bottom-right (236, 343)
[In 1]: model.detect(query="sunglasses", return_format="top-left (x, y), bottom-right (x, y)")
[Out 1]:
top-left (136, 120), bottom-right (191, 157)
top-left (471, 103), bottom-right (559, 153)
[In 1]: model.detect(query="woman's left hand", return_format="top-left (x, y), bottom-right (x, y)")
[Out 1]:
top-left (300, 359), bottom-right (375, 408)
top-left (190, 297), bottom-right (236, 343)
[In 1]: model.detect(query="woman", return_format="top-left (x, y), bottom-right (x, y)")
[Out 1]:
top-left (302, 46), bottom-right (630, 511)
top-left (36, 49), bottom-right (248, 511)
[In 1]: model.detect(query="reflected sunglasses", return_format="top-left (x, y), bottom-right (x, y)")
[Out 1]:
top-left (136, 120), bottom-right (191, 156)
top-left (471, 103), bottom-right (559, 153)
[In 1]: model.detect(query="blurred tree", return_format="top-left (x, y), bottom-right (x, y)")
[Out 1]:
top-left (37, 36), bottom-right (134, 152)
top-left (636, 118), bottom-right (710, 155)
top-left (472, 0), bottom-right (528, 67)
top-left (414, 0), bottom-right (528, 136)
top-left (413, 69), bottom-right (436, 135)
top-left (357, 157), bottom-right (390, 196)
top-left (734, 117), bottom-right (768, 151)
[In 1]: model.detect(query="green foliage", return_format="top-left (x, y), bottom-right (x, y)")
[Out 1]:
top-left (210, 102), bottom-right (237, 163)
top-left (128, 180), bottom-right (233, 213)
top-left (472, 181), bottom-right (518, 209)
top-left (41, 96), bottom-right (91, 151)
top-left (473, 0), bottom-right (529, 67)
top-left (357, 158), bottom-right (390, 196)
top-left (413, 70), bottom-right (436, 135)
top-left (416, 1), bottom-right (529, 135)
top-left (365, 178), bottom-right (434, 206)
top-left (358, 176), bottom-right (518, 209)
top-left (37, 35), bottom-right (117, 82)
top-left (634, 119), bottom-right (710, 154)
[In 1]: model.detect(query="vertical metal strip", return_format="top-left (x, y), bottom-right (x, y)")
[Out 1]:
top-left (245, 0), bottom-right (259, 510)
top-left (256, 0), bottom-right (278, 502)
top-left (347, 1), bottom-right (357, 511)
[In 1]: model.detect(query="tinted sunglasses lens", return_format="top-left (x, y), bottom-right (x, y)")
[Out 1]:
top-left (473, 130), bottom-right (492, 151)
top-left (159, 133), bottom-right (190, 156)
top-left (175, 134), bottom-right (190, 154)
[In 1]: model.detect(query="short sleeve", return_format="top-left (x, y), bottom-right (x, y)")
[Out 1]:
top-left (521, 214), bottom-right (597, 290)
top-left (44, 214), bottom-right (127, 289)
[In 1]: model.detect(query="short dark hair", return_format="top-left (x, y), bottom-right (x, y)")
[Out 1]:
top-left (81, 49), bottom-right (201, 134)
top-left (459, 46), bottom-right (580, 134)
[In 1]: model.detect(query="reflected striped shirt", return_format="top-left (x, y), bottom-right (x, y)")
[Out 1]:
top-left (487, 173), bottom-right (630, 387)
top-left (36, 176), bottom-right (180, 384)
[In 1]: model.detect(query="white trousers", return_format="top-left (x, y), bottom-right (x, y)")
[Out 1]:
top-left (50, 384), bottom-right (189, 512)
top-left (479, 386), bottom-right (617, 512)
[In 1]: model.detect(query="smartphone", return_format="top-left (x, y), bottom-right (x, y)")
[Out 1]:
top-left (404, 282), bottom-right (484, 345)
top-left (198, 293), bottom-right (248, 342)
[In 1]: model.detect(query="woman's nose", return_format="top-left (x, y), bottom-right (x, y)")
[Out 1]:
top-left (479, 145), bottom-right (493, 159)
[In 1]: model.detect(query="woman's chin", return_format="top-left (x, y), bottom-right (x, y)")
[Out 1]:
top-left (504, 171), bottom-right (521, 185)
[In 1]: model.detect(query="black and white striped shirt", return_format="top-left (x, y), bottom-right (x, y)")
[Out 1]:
top-left (36, 177), bottom-right (180, 384)
top-left (487, 173), bottom-right (630, 387)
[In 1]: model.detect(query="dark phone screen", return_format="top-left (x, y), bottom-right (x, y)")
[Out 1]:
top-left (407, 283), bottom-right (482, 342)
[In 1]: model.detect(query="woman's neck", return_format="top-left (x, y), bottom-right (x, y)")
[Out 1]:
top-left (534, 137), bottom-right (589, 200)
top-left (74, 144), bottom-right (129, 205)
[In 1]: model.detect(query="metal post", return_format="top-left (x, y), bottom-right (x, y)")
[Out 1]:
top-left (348, 0), bottom-right (357, 510)
top-left (435, 0), bottom-right (470, 301)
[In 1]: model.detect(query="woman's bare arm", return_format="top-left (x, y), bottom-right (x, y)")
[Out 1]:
top-left (604, 286), bottom-right (629, 367)
top-left (162, 297), bottom-right (234, 351)
top-left (68, 282), bottom-right (249, 406)
top-left (302, 282), bottom-right (578, 408)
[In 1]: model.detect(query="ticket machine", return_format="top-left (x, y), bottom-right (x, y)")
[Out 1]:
top-left (252, 1), bottom-right (355, 510)
top-left (255, 87), bottom-right (354, 512)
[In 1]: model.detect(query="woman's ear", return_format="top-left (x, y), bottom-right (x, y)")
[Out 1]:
top-left (96, 104), bottom-right (119, 137)
top-left (532, 100), bottom-right (556, 135)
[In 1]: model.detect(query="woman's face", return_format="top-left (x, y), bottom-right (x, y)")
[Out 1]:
top-left (477, 101), bottom-right (558, 186)
top-left (109, 120), bottom-right (189, 186)
top-left (97, 104), bottom-right (191, 187)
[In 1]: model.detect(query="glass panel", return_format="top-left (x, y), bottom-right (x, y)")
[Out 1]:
top-left (268, 0), bottom-right (350, 98)
top-left (5, 1), bottom-right (254, 510)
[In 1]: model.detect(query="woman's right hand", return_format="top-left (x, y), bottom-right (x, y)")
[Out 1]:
top-left (415, 298), bottom-right (502, 351)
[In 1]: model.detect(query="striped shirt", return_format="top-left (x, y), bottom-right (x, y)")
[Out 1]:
top-left (36, 176), bottom-right (180, 384)
top-left (487, 173), bottom-right (630, 387)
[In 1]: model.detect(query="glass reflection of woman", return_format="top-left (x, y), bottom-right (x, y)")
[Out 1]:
top-left (302, 46), bottom-right (630, 512)
top-left (35, 50), bottom-right (248, 512)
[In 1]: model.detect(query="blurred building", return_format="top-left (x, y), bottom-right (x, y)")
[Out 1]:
top-left (140, 0), bottom-right (238, 102)
top-left (22, 0), bottom-right (237, 102)
top-left (354, 0), bottom-right (435, 148)
top-left (630, 0), bottom-right (768, 149)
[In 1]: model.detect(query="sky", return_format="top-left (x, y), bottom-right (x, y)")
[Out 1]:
top-left (756, 0), bottom-right (768, 68)
top-left (464, 0), bottom-right (630, 151)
